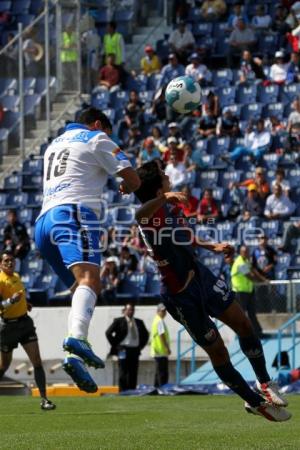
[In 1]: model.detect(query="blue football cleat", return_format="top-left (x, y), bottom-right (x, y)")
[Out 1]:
top-left (63, 337), bottom-right (105, 369)
top-left (62, 356), bottom-right (98, 393)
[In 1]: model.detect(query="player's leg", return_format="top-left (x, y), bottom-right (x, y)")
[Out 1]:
top-left (22, 340), bottom-right (56, 410)
top-left (0, 351), bottom-right (13, 378)
top-left (218, 301), bottom-right (288, 407)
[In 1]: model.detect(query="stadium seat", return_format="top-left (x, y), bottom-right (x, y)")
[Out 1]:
top-left (212, 69), bottom-right (233, 87)
top-left (216, 222), bottom-right (234, 240)
top-left (241, 103), bottom-right (263, 121)
top-left (287, 168), bottom-right (300, 188)
top-left (0, 1), bottom-right (11, 13)
top-left (22, 158), bottom-right (43, 175)
top-left (110, 90), bottom-right (129, 109)
top-left (139, 91), bottom-right (154, 105)
top-left (91, 91), bottom-right (109, 109)
top-left (20, 273), bottom-right (35, 289)
top-left (114, 206), bottom-right (136, 225)
top-left (16, 14), bottom-right (35, 27)
top-left (18, 207), bottom-right (33, 224)
top-left (27, 192), bottom-right (43, 207)
top-left (4, 173), bottom-right (22, 191)
top-left (0, 78), bottom-right (17, 96)
top-left (224, 104), bottom-right (242, 117)
top-left (144, 272), bottom-right (161, 296)
top-left (30, 274), bottom-right (58, 300)
top-left (22, 174), bottom-right (43, 191)
top-left (280, 83), bottom-right (300, 103)
top-left (5, 192), bottom-right (28, 208)
top-left (193, 22), bottom-right (213, 36)
top-left (12, 0), bottom-right (30, 14)
top-left (117, 272), bottom-right (142, 299)
top-left (207, 137), bottom-right (230, 155)
top-left (0, 95), bottom-right (20, 111)
top-left (212, 187), bottom-right (224, 201)
top-left (213, 22), bottom-right (229, 38)
top-left (236, 85), bottom-right (257, 104)
top-left (215, 37), bottom-right (230, 57)
top-left (258, 34), bottom-right (278, 55)
top-left (258, 85), bottom-right (279, 104)
top-left (217, 86), bottom-right (236, 108)
top-left (195, 170), bottom-right (219, 189)
top-left (0, 193), bottom-right (7, 208)
top-left (260, 220), bottom-right (279, 238)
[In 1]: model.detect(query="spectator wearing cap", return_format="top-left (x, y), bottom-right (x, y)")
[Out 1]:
top-left (221, 119), bottom-right (271, 164)
top-left (140, 45), bottom-right (161, 76)
top-left (264, 184), bottom-right (296, 220)
top-left (151, 303), bottom-right (171, 388)
top-left (287, 52), bottom-right (300, 83)
top-left (167, 122), bottom-right (185, 147)
top-left (138, 137), bottom-right (161, 166)
top-left (238, 167), bottom-right (270, 200)
top-left (242, 184), bottom-right (265, 218)
top-left (200, 0), bottom-right (227, 21)
top-left (197, 188), bottom-right (220, 223)
top-left (228, 18), bottom-right (256, 67)
top-left (239, 50), bottom-right (265, 84)
top-left (227, 3), bottom-right (248, 30)
top-left (269, 52), bottom-right (288, 84)
top-left (271, 168), bottom-right (291, 196)
top-left (217, 108), bottom-right (241, 137)
top-left (198, 106), bottom-right (217, 138)
top-left (158, 53), bottom-right (185, 89)
top-left (168, 22), bottom-right (195, 64)
top-left (185, 53), bottom-right (212, 86)
top-left (251, 5), bottom-right (272, 31)
top-left (165, 154), bottom-right (187, 190)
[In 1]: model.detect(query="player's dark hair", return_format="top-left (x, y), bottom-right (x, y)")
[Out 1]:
top-left (108, 21), bottom-right (117, 30)
top-left (0, 250), bottom-right (15, 262)
top-left (135, 161), bottom-right (164, 203)
top-left (77, 107), bottom-right (112, 131)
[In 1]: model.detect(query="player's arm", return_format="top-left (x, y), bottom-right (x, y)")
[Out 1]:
top-left (135, 192), bottom-right (187, 222)
top-left (118, 166), bottom-right (141, 194)
top-left (194, 237), bottom-right (234, 255)
top-left (0, 290), bottom-right (23, 312)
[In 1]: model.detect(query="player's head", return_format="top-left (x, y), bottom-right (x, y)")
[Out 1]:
top-left (135, 161), bottom-right (171, 203)
top-left (77, 107), bottom-right (112, 134)
top-left (0, 251), bottom-right (15, 275)
top-left (7, 209), bottom-right (17, 224)
top-left (157, 303), bottom-right (167, 318)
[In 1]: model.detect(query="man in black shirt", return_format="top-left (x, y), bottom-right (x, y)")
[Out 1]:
top-left (3, 210), bottom-right (30, 260)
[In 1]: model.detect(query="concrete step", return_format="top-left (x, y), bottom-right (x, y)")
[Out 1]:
top-left (148, 17), bottom-right (163, 27)
top-left (35, 120), bottom-right (48, 131)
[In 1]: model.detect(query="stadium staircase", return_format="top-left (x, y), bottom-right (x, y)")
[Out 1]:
top-left (177, 313), bottom-right (300, 385)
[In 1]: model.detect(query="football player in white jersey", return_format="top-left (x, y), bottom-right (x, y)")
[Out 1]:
top-left (35, 108), bottom-right (140, 392)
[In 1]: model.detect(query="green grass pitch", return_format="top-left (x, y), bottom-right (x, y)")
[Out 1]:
top-left (0, 395), bottom-right (299, 450)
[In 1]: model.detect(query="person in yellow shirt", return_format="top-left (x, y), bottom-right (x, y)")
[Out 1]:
top-left (140, 45), bottom-right (161, 76)
top-left (151, 303), bottom-right (171, 387)
top-left (0, 251), bottom-right (55, 410)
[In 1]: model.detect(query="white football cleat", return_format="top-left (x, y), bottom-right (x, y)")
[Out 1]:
top-left (245, 402), bottom-right (291, 422)
top-left (256, 380), bottom-right (288, 407)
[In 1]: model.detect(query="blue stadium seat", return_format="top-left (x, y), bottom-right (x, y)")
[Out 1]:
top-left (29, 0), bottom-right (43, 14)
top-left (217, 86), bottom-right (236, 107)
top-left (263, 153), bottom-right (279, 170)
top-left (102, 108), bottom-right (116, 123)
top-left (16, 14), bottom-right (35, 27)
top-left (215, 37), bottom-right (230, 57)
top-left (0, 1), bottom-right (11, 13)
top-left (260, 220), bottom-right (279, 238)
top-left (213, 22), bottom-right (230, 38)
top-left (0, 193), bottom-right (7, 208)
top-left (114, 206), bottom-right (136, 225)
top-left (155, 39), bottom-right (169, 62)
top-left (263, 102), bottom-right (284, 120)
top-left (114, 10), bottom-right (134, 22)
top-left (224, 104), bottom-right (242, 117)
top-left (27, 192), bottom-right (43, 207)
top-left (241, 103), bottom-right (263, 121)
top-left (90, 9), bottom-right (109, 23)
top-left (23, 77), bottom-right (36, 95)
top-left (110, 90), bottom-right (129, 109)
top-left (1, 95), bottom-right (19, 111)
top-left (287, 168), bottom-right (300, 188)
top-left (236, 85), bottom-right (257, 104)
top-left (258, 85), bottom-right (279, 104)
top-left (22, 174), bottom-right (43, 191)
top-left (212, 187), bottom-right (224, 201)
top-left (280, 83), bottom-right (300, 103)
top-left (5, 192), bottom-right (28, 208)
top-left (35, 76), bottom-right (56, 98)
top-left (195, 140), bottom-right (208, 153)
top-left (20, 273), bottom-right (35, 289)
top-left (187, 7), bottom-right (201, 22)
top-left (144, 272), bottom-right (161, 296)
top-left (193, 22), bottom-right (213, 36)
top-left (91, 91), bottom-right (109, 109)
top-left (18, 207), bottom-right (33, 224)
top-left (22, 158), bottom-right (43, 175)
top-left (259, 34), bottom-right (278, 55)
top-left (4, 173), bottom-right (22, 190)
top-left (135, 74), bottom-right (148, 91)
top-left (139, 91), bottom-right (154, 105)
top-left (195, 170), bottom-right (219, 188)
top-left (277, 254), bottom-right (291, 271)
top-left (24, 94), bottom-right (42, 116)
top-left (12, 0), bottom-right (30, 14)
top-left (117, 272), bottom-right (142, 298)
top-left (202, 255), bottom-right (223, 273)
top-left (30, 273), bottom-right (58, 299)
top-left (201, 154), bottom-right (215, 167)
top-left (216, 222), bottom-right (234, 240)
top-left (207, 137), bottom-right (230, 155)
top-left (0, 78), bottom-right (17, 96)
top-left (212, 69), bottom-right (233, 87)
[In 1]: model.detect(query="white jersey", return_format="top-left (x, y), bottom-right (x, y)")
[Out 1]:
top-left (39, 123), bottom-right (131, 217)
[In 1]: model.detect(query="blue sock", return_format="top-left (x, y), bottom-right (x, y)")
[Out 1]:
top-left (214, 361), bottom-right (264, 407)
top-left (239, 335), bottom-right (270, 384)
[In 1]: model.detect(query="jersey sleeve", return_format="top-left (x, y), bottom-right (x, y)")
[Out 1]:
top-left (157, 319), bottom-right (166, 336)
top-left (91, 133), bottom-right (131, 174)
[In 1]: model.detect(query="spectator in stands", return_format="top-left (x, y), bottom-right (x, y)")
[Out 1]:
top-left (238, 167), bottom-right (270, 200)
top-left (103, 21), bottom-right (125, 65)
top-left (239, 50), bottom-right (265, 84)
top-left (184, 142), bottom-right (207, 170)
top-left (100, 257), bottom-right (120, 303)
top-left (200, 0), bottom-right (227, 21)
top-left (269, 51), bottom-right (288, 84)
top-left (198, 106), bottom-right (217, 138)
top-left (163, 137), bottom-right (184, 163)
top-left (140, 45), bottom-right (161, 76)
top-left (124, 90), bottom-right (144, 130)
top-left (139, 248), bottom-right (157, 274)
top-left (225, 183), bottom-right (244, 219)
top-left (151, 88), bottom-right (167, 121)
top-left (284, 122), bottom-right (300, 164)
top-left (3, 210), bottom-right (30, 260)
top-left (265, 116), bottom-right (286, 136)
top-left (158, 54), bottom-right (185, 89)
top-left (167, 122), bottom-right (185, 147)
top-left (287, 98), bottom-right (300, 131)
top-left (227, 3), bottom-right (248, 30)
top-left (165, 154), bottom-right (187, 190)
top-left (197, 188), bottom-right (220, 223)
top-left (178, 185), bottom-right (199, 218)
top-left (168, 21), bottom-right (195, 64)
top-left (271, 168), bottom-right (291, 196)
top-left (123, 224), bottom-right (145, 254)
top-left (151, 303), bottom-right (171, 388)
top-left (252, 235), bottom-right (277, 281)
top-left (280, 221), bottom-right (300, 253)
top-left (3, 33), bottom-right (18, 77)
top-left (119, 246), bottom-right (139, 276)
top-left (227, 18), bottom-right (256, 67)
top-left (123, 124), bottom-right (142, 156)
top-left (251, 5), bottom-right (272, 31)
top-left (242, 184), bottom-right (265, 218)
top-left (60, 26), bottom-right (77, 90)
top-left (286, 3), bottom-right (300, 30)
top-left (185, 53), bottom-right (212, 86)
top-left (221, 119), bottom-right (271, 164)
top-left (202, 90), bottom-right (220, 118)
top-left (0, 103), bottom-right (4, 126)
top-left (217, 108), bottom-right (241, 137)
top-left (264, 184), bottom-right (296, 220)
top-left (150, 126), bottom-right (166, 153)
top-left (99, 54), bottom-right (121, 91)
top-left (138, 137), bottom-right (161, 166)
top-left (231, 245), bottom-right (265, 337)
top-left (172, 0), bottom-right (191, 24)
top-left (286, 52), bottom-right (300, 83)
top-left (105, 303), bottom-right (149, 392)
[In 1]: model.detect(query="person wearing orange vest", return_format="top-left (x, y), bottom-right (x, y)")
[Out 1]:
top-left (103, 21), bottom-right (125, 65)
top-left (150, 303), bottom-right (171, 387)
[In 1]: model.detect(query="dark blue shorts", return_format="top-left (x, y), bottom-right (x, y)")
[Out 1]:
top-left (35, 204), bottom-right (101, 288)
top-left (162, 262), bottom-right (234, 347)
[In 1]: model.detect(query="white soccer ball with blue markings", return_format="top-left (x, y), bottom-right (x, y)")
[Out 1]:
top-left (165, 76), bottom-right (201, 114)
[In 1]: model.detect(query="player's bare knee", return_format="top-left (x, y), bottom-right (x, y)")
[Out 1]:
top-left (78, 277), bottom-right (101, 296)
top-left (235, 316), bottom-right (253, 337)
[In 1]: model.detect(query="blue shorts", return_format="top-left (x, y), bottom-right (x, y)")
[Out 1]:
top-left (162, 262), bottom-right (234, 347)
top-left (35, 204), bottom-right (101, 288)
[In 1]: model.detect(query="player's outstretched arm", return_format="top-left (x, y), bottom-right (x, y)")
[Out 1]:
top-left (118, 167), bottom-right (141, 194)
top-left (136, 192), bottom-right (187, 222)
top-left (194, 238), bottom-right (234, 255)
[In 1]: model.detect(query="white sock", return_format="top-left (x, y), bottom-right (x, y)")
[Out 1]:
top-left (69, 285), bottom-right (97, 339)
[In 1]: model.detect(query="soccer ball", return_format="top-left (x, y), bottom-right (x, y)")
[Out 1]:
top-left (165, 76), bottom-right (201, 114)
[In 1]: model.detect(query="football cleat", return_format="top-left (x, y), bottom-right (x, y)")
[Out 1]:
top-left (63, 337), bottom-right (105, 369)
top-left (62, 356), bottom-right (98, 393)
top-left (245, 402), bottom-right (291, 422)
top-left (40, 398), bottom-right (56, 411)
top-left (256, 380), bottom-right (288, 407)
